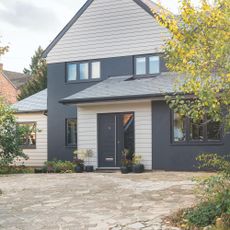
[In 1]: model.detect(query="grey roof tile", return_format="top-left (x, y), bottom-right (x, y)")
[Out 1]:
top-left (3, 70), bottom-right (30, 89)
top-left (12, 89), bottom-right (47, 113)
top-left (62, 72), bottom-right (183, 104)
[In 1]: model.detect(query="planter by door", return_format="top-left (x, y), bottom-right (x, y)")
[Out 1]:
top-left (98, 113), bottom-right (134, 168)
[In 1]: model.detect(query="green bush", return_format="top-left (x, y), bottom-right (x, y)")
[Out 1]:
top-left (0, 165), bottom-right (34, 174)
top-left (43, 161), bottom-right (75, 173)
top-left (185, 202), bottom-right (222, 227)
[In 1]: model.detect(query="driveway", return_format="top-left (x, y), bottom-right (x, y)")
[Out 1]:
top-left (0, 172), bottom-right (207, 230)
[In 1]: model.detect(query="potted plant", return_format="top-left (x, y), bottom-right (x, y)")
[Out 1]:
top-left (132, 155), bottom-right (144, 173)
top-left (120, 149), bottom-right (134, 174)
top-left (73, 150), bottom-right (84, 173)
top-left (73, 149), bottom-right (94, 173)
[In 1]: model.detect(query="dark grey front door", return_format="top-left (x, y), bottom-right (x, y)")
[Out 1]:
top-left (98, 113), bottom-right (134, 168)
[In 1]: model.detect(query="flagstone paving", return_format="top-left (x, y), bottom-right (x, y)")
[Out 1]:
top-left (0, 172), bottom-right (210, 230)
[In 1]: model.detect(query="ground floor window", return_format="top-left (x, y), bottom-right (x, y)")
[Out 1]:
top-left (172, 112), bottom-right (222, 144)
top-left (17, 122), bottom-right (36, 149)
top-left (66, 119), bottom-right (77, 147)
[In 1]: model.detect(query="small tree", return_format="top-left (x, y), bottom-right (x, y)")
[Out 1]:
top-left (0, 40), bottom-right (9, 56)
top-left (152, 0), bottom-right (230, 130)
top-left (0, 99), bottom-right (28, 166)
top-left (18, 46), bottom-right (47, 100)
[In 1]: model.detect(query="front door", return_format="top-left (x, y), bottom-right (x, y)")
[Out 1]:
top-left (98, 113), bottom-right (134, 168)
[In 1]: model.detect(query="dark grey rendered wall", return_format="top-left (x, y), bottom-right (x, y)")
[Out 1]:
top-left (152, 101), bottom-right (230, 171)
top-left (47, 55), bottom-right (149, 161)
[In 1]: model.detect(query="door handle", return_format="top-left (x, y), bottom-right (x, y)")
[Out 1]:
top-left (117, 140), bottom-right (120, 144)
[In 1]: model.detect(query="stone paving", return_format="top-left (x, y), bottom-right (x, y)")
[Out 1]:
top-left (0, 172), bottom-right (209, 230)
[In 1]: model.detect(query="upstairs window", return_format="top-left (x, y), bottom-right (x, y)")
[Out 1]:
top-left (67, 63), bottom-right (77, 81)
top-left (135, 55), bottom-right (160, 76)
top-left (149, 56), bottom-right (160, 74)
top-left (172, 112), bottom-right (222, 144)
top-left (66, 61), bottom-right (101, 82)
top-left (136, 57), bottom-right (146, 75)
top-left (79, 63), bottom-right (89, 80)
top-left (91, 62), bottom-right (101, 79)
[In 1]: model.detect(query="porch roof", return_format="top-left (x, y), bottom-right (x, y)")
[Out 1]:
top-left (61, 72), bottom-right (183, 104)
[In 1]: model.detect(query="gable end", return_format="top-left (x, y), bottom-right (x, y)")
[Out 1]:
top-left (42, 0), bottom-right (159, 59)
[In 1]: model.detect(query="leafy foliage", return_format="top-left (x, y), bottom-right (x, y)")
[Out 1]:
top-left (18, 46), bottom-right (47, 100)
top-left (185, 202), bottom-right (222, 227)
top-left (0, 40), bottom-right (9, 56)
top-left (0, 99), bottom-right (28, 166)
top-left (43, 161), bottom-right (75, 173)
top-left (153, 0), bottom-right (230, 130)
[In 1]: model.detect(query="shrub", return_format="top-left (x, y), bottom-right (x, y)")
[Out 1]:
top-left (0, 165), bottom-right (34, 174)
top-left (43, 161), bottom-right (75, 173)
top-left (185, 202), bottom-right (222, 227)
top-left (0, 100), bottom-right (29, 167)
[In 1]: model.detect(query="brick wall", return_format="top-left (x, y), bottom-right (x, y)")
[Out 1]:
top-left (0, 71), bottom-right (19, 104)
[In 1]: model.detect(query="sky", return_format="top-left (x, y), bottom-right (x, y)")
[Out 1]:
top-left (0, 0), bottom-right (201, 73)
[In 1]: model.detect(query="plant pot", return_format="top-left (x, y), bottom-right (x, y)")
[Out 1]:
top-left (34, 168), bottom-right (43, 174)
top-left (85, 165), bottom-right (94, 172)
top-left (75, 165), bottom-right (84, 173)
top-left (132, 164), bottom-right (144, 173)
top-left (120, 166), bottom-right (130, 174)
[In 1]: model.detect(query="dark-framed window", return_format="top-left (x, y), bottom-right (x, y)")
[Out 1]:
top-left (66, 61), bottom-right (101, 82)
top-left (135, 55), bottom-right (160, 76)
top-left (17, 122), bottom-right (36, 149)
top-left (66, 119), bottom-right (77, 147)
top-left (172, 111), bottom-right (222, 144)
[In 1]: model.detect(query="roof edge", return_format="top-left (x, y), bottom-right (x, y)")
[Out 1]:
top-left (1, 72), bottom-right (18, 89)
top-left (42, 0), bottom-right (94, 58)
top-left (14, 110), bottom-right (47, 114)
top-left (59, 93), bottom-right (171, 105)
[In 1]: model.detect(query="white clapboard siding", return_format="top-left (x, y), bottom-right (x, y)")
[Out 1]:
top-left (15, 113), bottom-right (48, 167)
top-left (47, 0), bottom-right (170, 64)
top-left (77, 100), bottom-right (152, 169)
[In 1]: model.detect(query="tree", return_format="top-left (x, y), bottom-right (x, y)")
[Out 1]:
top-left (18, 46), bottom-right (47, 100)
top-left (152, 0), bottom-right (230, 130)
top-left (0, 99), bottom-right (28, 166)
top-left (0, 40), bottom-right (9, 56)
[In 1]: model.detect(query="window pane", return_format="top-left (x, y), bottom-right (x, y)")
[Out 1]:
top-left (79, 63), bottom-right (89, 80)
top-left (207, 121), bottom-right (221, 141)
top-left (190, 121), bottom-right (204, 141)
top-left (136, 57), bottom-right (146, 75)
top-left (67, 119), bottom-right (77, 146)
top-left (173, 113), bottom-right (186, 142)
top-left (18, 123), bottom-right (36, 147)
top-left (149, 56), bottom-right (160, 74)
top-left (91, 62), bottom-right (100, 79)
top-left (67, 63), bottom-right (77, 81)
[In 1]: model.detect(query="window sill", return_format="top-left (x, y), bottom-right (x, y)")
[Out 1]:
top-left (65, 146), bottom-right (77, 149)
top-left (171, 141), bottom-right (224, 146)
top-left (65, 79), bottom-right (102, 84)
top-left (21, 146), bottom-right (36, 149)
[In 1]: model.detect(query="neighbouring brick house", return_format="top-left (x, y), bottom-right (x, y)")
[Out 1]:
top-left (0, 63), bottom-right (30, 104)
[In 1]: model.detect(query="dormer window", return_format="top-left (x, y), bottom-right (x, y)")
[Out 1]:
top-left (66, 61), bottom-right (101, 82)
top-left (135, 55), bottom-right (160, 76)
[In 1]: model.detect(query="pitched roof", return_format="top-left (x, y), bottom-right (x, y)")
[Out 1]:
top-left (61, 73), bottom-right (183, 104)
top-left (3, 70), bottom-right (30, 89)
top-left (43, 0), bottom-right (166, 58)
top-left (12, 89), bottom-right (47, 113)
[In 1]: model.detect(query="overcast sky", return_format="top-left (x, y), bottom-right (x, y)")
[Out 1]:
top-left (0, 0), bottom-right (200, 72)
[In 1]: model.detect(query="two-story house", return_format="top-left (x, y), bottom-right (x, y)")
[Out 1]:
top-left (42, 0), bottom-right (230, 171)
